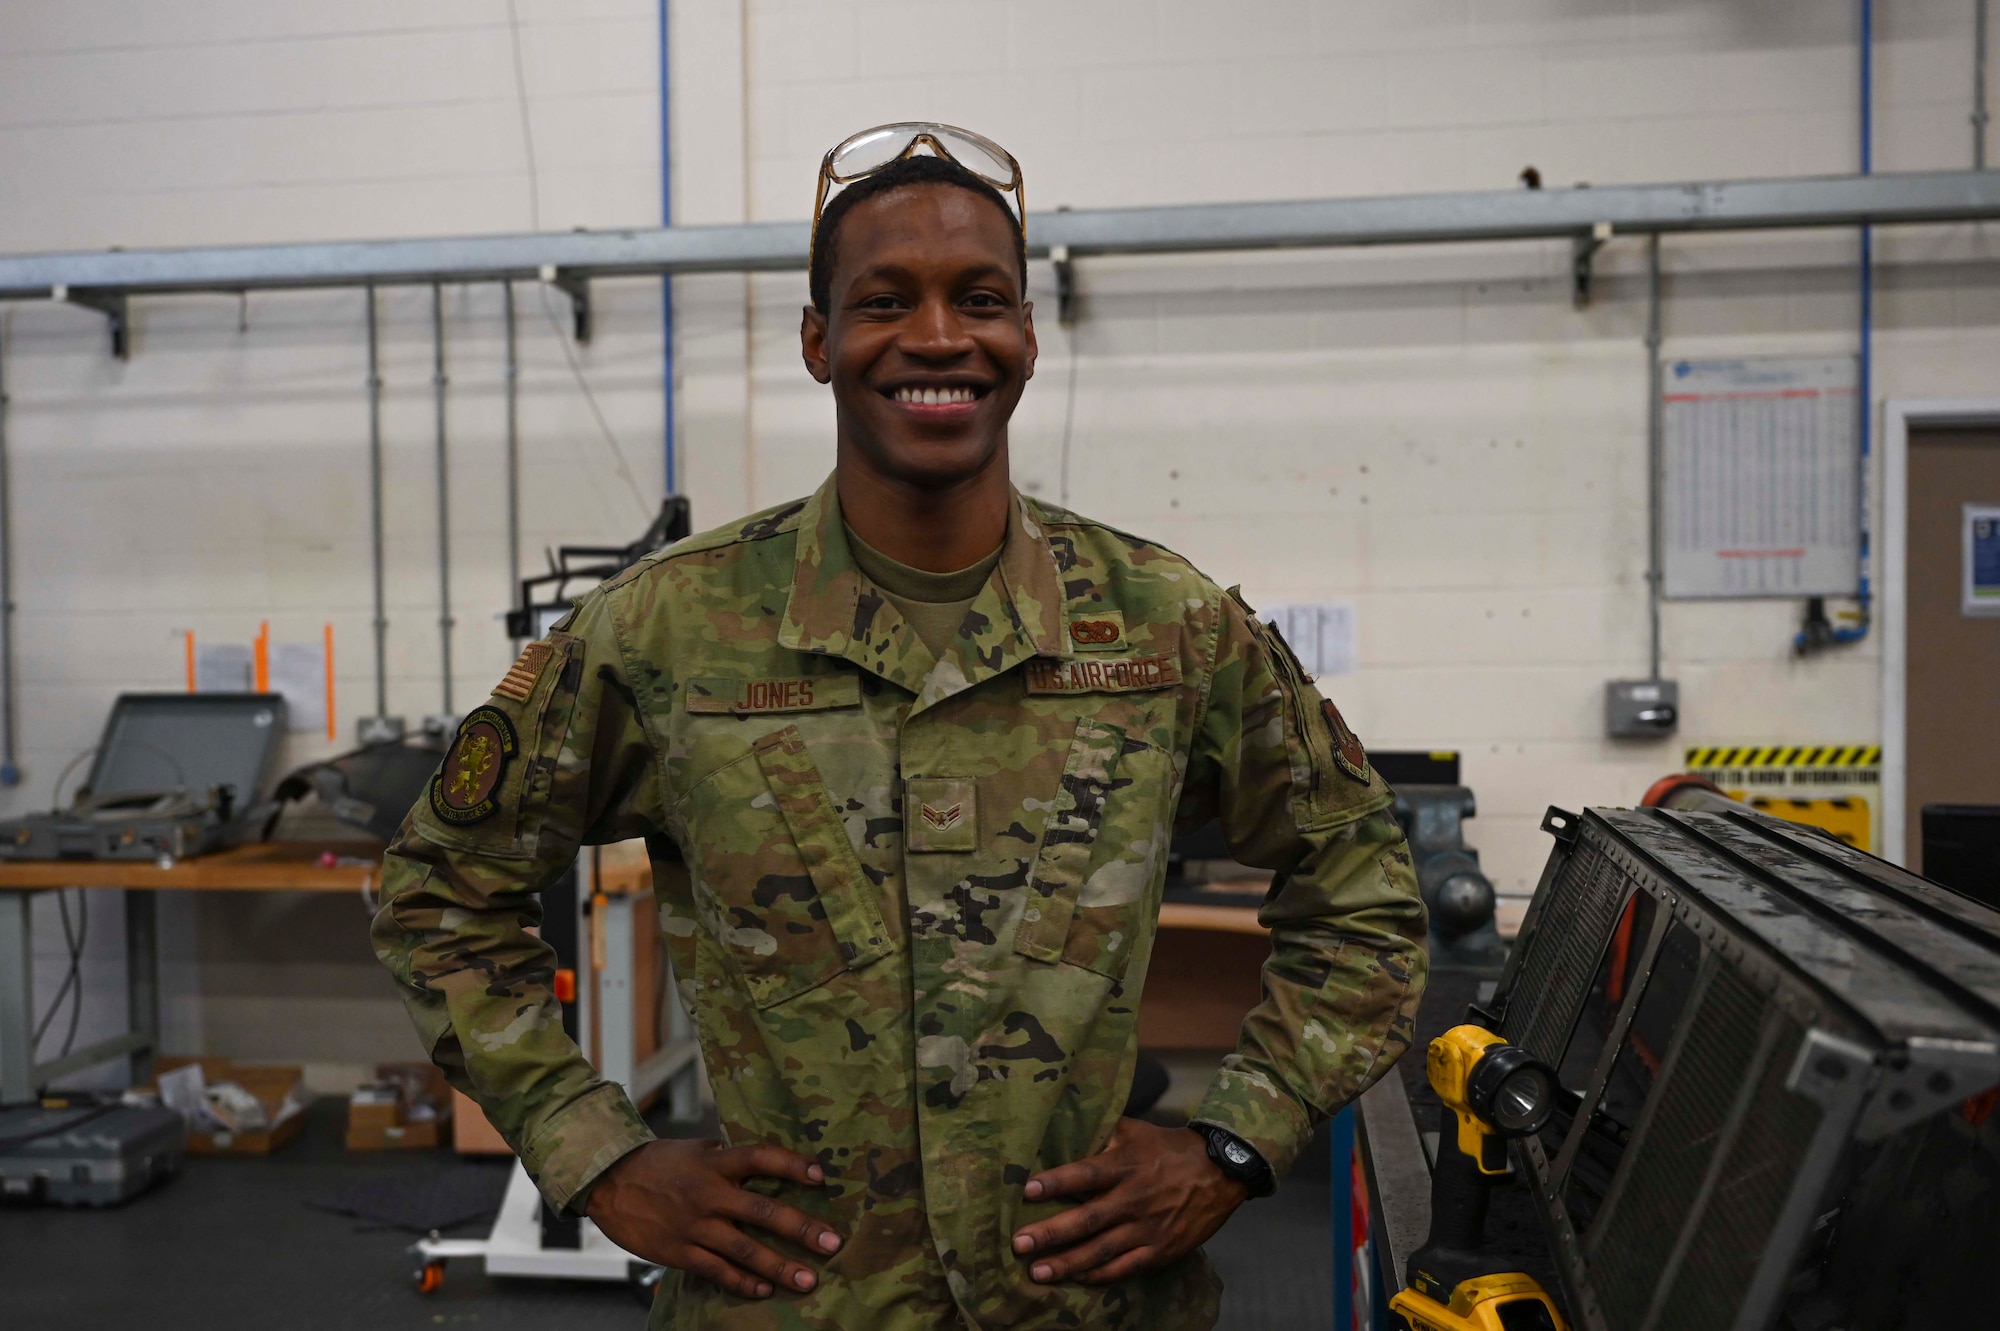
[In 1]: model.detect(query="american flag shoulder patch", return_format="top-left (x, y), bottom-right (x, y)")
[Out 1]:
top-left (493, 641), bottom-right (554, 703)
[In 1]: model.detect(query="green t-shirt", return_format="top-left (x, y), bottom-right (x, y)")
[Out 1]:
top-left (846, 526), bottom-right (1003, 657)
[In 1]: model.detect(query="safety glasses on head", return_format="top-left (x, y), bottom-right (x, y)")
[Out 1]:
top-left (811, 122), bottom-right (1025, 266)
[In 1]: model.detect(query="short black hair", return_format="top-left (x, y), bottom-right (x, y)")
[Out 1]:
top-left (808, 154), bottom-right (1027, 315)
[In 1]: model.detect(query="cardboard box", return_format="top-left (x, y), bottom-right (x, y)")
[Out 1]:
top-left (347, 1089), bottom-right (401, 1135)
top-left (451, 1087), bottom-right (512, 1156)
top-left (151, 1057), bottom-right (307, 1155)
top-left (344, 1063), bottom-right (453, 1152)
top-left (345, 1117), bottom-right (445, 1151)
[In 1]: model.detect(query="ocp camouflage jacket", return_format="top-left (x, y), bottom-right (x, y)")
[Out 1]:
top-left (372, 474), bottom-right (1428, 1331)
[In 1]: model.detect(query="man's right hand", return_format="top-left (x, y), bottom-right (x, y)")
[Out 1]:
top-left (583, 1138), bottom-right (843, 1299)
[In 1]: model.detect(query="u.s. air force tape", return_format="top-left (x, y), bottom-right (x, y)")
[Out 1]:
top-left (1024, 654), bottom-right (1181, 694)
top-left (430, 706), bottom-right (518, 825)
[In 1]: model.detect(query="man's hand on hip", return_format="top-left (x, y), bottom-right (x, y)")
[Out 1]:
top-left (584, 1139), bottom-right (843, 1299)
top-left (1010, 1117), bottom-right (1250, 1284)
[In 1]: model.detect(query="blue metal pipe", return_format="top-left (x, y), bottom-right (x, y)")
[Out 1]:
top-left (659, 0), bottom-right (677, 496)
top-left (1834, 0), bottom-right (1875, 647)
top-left (1796, 0), bottom-right (1876, 653)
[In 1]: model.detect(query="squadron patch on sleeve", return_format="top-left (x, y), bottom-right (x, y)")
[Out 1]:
top-left (430, 706), bottom-right (519, 825)
top-left (1321, 699), bottom-right (1371, 784)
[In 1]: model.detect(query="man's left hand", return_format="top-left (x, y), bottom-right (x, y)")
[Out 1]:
top-left (1011, 1117), bottom-right (1251, 1284)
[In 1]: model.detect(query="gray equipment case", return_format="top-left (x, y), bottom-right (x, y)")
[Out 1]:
top-left (1490, 805), bottom-right (2000, 1331)
top-left (0, 693), bottom-right (287, 861)
top-left (0, 1102), bottom-right (185, 1206)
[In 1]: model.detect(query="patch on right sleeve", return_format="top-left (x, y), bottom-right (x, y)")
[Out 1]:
top-left (1321, 699), bottom-right (1371, 784)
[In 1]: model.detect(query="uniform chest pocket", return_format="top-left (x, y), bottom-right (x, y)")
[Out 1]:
top-left (1014, 717), bottom-right (1169, 982)
top-left (680, 725), bottom-right (894, 1009)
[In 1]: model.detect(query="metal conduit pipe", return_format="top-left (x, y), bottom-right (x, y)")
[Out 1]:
top-left (365, 285), bottom-right (389, 725)
top-left (431, 284), bottom-right (455, 723)
top-left (1645, 233), bottom-right (1665, 682)
top-left (504, 281), bottom-right (520, 598)
top-left (658, 0), bottom-right (677, 496)
top-left (0, 318), bottom-right (16, 785)
top-left (1979, 0), bottom-right (1991, 169)
top-left (5, 173), bottom-right (2000, 301)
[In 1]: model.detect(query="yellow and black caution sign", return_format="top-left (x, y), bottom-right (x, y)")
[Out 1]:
top-left (1683, 744), bottom-right (1880, 772)
top-left (1684, 743), bottom-right (1880, 852)
top-left (1742, 796), bottom-right (1871, 851)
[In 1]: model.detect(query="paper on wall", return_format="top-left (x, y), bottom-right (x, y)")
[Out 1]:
top-left (1661, 356), bottom-right (1860, 599)
top-left (193, 643), bottom-right (253, 693)
top-left (1267, 603), bottom-right (1356, 678)
top-left (268, 641), bottom-right (327, 733)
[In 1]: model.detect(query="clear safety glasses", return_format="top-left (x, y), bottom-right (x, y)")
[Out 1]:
top-left (810, 122), bottom-right (1026, 265)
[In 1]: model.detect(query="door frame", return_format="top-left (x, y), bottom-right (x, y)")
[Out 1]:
top-left (1881, 397), bottom-right (2000, 865)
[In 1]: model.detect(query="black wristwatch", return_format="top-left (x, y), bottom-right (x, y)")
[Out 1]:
top-left (1193, 1124), bottom-right (1275, 1198)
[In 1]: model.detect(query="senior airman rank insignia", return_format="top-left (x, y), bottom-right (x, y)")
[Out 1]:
top-left (1321, 699), bottom-right (1371, 784)
top-left (430, 706), bottom-right (518, 825)
top-left (905, 776), bottom-right (976, 852)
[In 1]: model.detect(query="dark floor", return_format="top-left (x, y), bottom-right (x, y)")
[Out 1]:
top-left (2, 1098), bottom-right (1337, 1331)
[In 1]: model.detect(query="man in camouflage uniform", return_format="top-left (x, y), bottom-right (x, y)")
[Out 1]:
top-left (373, 133), bottom-right (1426, 1330)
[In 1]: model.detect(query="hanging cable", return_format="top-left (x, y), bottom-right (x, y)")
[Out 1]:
top-left (32, 889), bottom-right (88, 1059)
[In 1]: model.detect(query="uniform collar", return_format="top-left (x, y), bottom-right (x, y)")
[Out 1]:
top-left (779, 472), bottom-right (1066, 709)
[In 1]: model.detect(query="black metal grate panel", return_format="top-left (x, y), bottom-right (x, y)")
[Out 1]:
top-left (1588, 964), bottom-right (1767, 1331)
top-left (1657, 1017), bottom-right (1818, 1330)
top-left (1513, 840), bottom-right (1630, 1066)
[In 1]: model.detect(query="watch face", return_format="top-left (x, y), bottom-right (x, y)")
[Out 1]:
top-left (1222, 1138), bottom-right (1254, 1167)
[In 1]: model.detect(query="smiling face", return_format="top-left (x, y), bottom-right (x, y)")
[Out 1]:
top-left (801, 183), bottom-right (1036, 492)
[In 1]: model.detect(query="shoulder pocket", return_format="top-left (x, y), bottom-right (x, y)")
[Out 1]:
top-left (1014, 718), bottom-right (1127, 966)
top-left (1252, 618), bottom-right (1392, 830)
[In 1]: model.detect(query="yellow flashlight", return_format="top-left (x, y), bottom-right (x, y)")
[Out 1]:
top-left (1387, 1025), bottom-right (1569, 1331)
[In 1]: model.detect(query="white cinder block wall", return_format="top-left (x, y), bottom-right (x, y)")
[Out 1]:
top-left (0, 0), bottom-right (1993, 1085)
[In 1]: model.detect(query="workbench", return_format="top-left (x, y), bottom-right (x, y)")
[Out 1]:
top-left (0, 842), bottom-right (378, 1104)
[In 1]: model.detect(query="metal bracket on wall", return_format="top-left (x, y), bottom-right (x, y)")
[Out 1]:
top-left (1571, 221), bottom-right (1613, 308)
top-left (1050, 243), bottom-right (1076, 327)
top-left (55, 284), bottom-right (129, 358)
top-left (539, 265), bottom-right (591, 344)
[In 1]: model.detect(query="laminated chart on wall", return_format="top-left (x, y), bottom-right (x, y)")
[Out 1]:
top-left (1684, 743), bottom-right (1881, 852)
top-left (1662, 356), bottom-right (1860, 599)
top-left (1265, 603), bottom-right (1356, 678)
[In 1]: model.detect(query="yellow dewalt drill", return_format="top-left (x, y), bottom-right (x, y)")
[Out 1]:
top-left (1388, 1025), bottom-right (1569, 1331)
